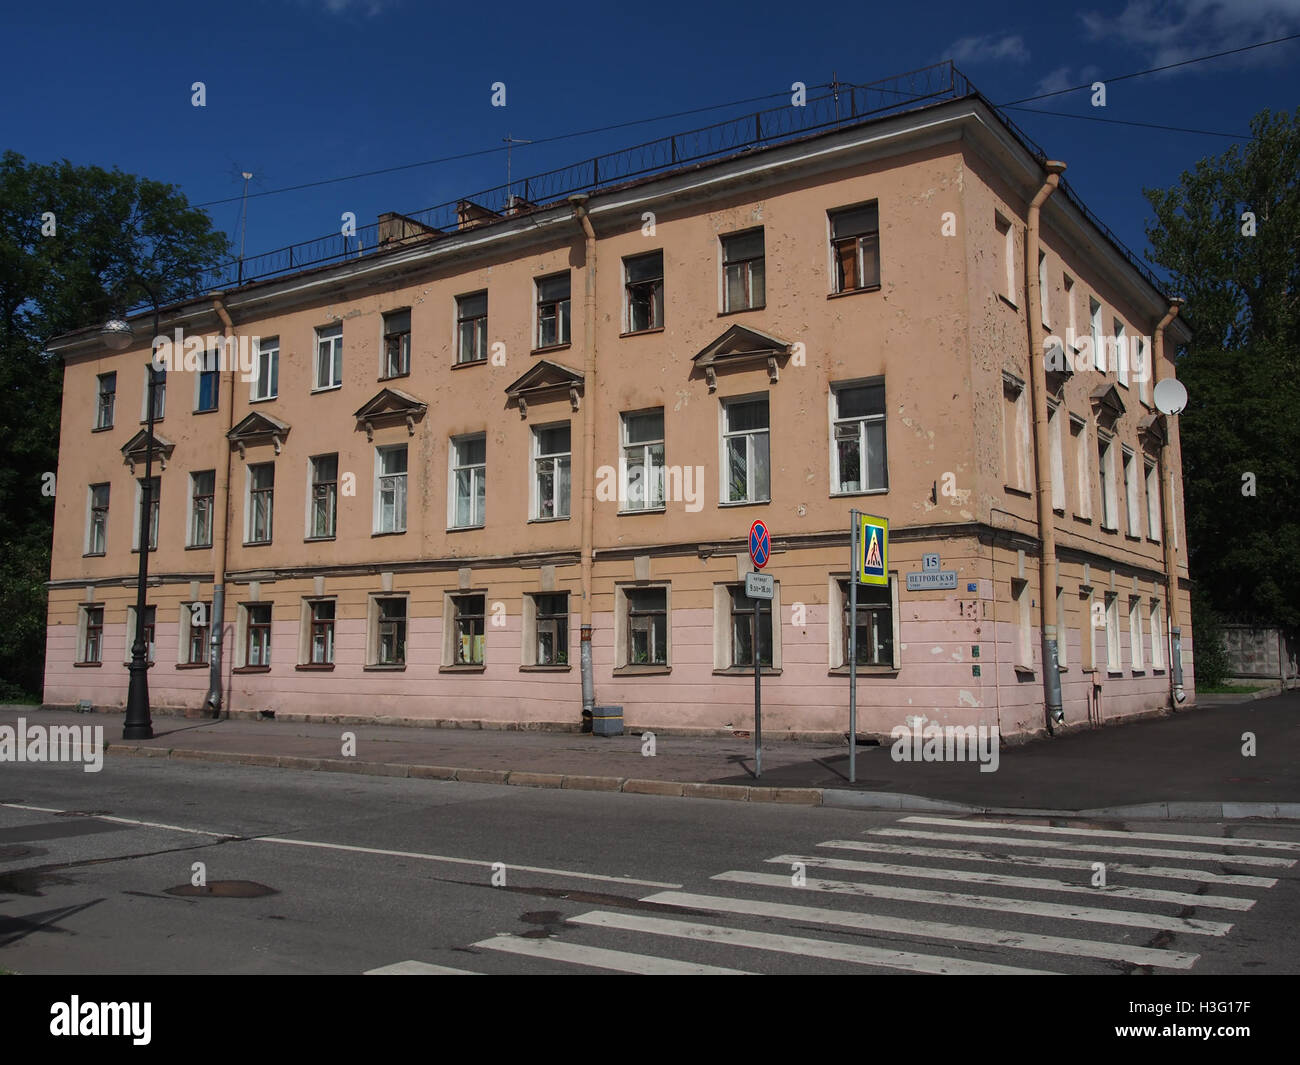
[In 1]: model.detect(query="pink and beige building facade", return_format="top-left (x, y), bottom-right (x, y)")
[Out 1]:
top-left (43, 91), bottom-right (1196, 741)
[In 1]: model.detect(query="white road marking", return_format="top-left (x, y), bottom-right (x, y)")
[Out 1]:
top-left (713, 870), bottom-right (1234, 935)
top-left (903, 816), bottom-right (1300, 852)
top-left (569, 911), bottom-right (1057, 975)
top-left (474, 935), bottom-right (752, 974)
top-left (771, 853), bottom-right (1256, 911)
top-left (0, 802), bottom-right (235, 839)
top-left (641, 890), bottom-right (1200, 970)
top-left (871, 828), bottom-right (1294, 868)
top-left (253, 836), bottom-right (682, 889)
top-left (365, 960), bottom-right (481, 974)
top-left (818, 838), bottom-right (1277, 887)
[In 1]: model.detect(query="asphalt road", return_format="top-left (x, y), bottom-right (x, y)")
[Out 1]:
top-left (2, 758), bottom-right (1298, 975)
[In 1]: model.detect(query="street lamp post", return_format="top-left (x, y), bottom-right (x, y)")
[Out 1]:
top-left (102, 281), bottom-right (162, 740)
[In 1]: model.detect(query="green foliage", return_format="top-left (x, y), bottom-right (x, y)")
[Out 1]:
top-left (1144, 108), bottom-right (1300, 634)
top-left (1190, 588), bottom-right (1232, 689)
top-left (0, 151), bottom-right (231, 697)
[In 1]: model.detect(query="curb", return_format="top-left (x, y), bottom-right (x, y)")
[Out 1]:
top-left (104, 744), bottom-right (1300, 819)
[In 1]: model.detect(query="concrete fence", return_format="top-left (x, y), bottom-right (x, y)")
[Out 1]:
top-left (1221, 625), bottom-right (1298, 686)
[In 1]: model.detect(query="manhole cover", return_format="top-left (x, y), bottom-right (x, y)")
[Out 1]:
top-left (165, 880), bottom-right (278, 898)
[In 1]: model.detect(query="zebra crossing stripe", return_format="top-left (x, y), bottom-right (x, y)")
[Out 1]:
top-left (902, 817), bottom-right (1300, 853)
top-left (713, 870), bottom-right (1234, 935)
top-left (640, 890), bottom-right (1200, 970)
top-left (569, 910), bottom-right (1056, 975)
top-left (817, 839), bottom-right (1278, 888)
top-left (364, 960), bottom-right (481, 974)
top-left (870, 827), bottom-right (1295, 868)
top-left (473, 934), bottom-right (753, 974)
top-left (770, 854), bottom-right (1256, 911)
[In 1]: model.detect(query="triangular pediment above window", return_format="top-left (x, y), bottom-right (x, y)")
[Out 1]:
top-left (691, 325), bottom-right (793, 392)
top-left (504, 360), bottom-right (584, 419)
top-left (121, 429), bottom-right (175, 473)
top-left (227, 412), bottom-right (290, 457)
top-left (1089, 382), bottom-right (1126, 429)
top-left (1138, 412), bottom-right (1167, 447)
top-left (354, 388), bottom-right (428, 439)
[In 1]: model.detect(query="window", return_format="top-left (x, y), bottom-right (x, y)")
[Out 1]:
top-left (247, 463), bottom-right (274, 544)
top-left (831, 382), bottom-right (887, 494)
top-left (309, 454), bottom-right (338, 539)
top-left (722, 229), bottom-right (765, 312)
top-left (314, 323), bottom-right (343, 390)
top-left (1105, 593), bottom-right (1121, 673)
top-left (1064, 275), bottom-right (1077, 342)
top-left (1150, 599), bottom-right (1166, 670)
top-left (382, 309), bottom-right (411, 378)
top-left (729, 585), bottom-right (773, 668)
top-left (309, 600), bottom-right (335, 665)
top-left (1136, 336), bottom-right (1150, 405)
top-left (374, 445), bottom-right (408, 534)
top-left (1013, 577), bottom-right (1032, 669)
top-left (1123, 448), bottom-right (1140, 535)
top-left (1056, 586), bottom-right (1067, 668)
top-left (452, 594), bottom-right (486, 666)
top-left (1048, 404), bottom-right (1065, 512)
top-left (624, 252), bottom-right (664, 332)
top-left (529, 593), bottom-right (568, 666)
top-left (1090, 298), bottom-right (1104, 372)
top-left (80, 605), bottom-right (103, 664)
top-left (126, 604), bottom-right (156, 663)
top-left (245, 604), bottom-right (272, 667)
top-left (189, 470), bottom-right (215, 547)
top-left (621, 409), bottom-right (665, 511)
top-left (832, 577), bottom-right (897, 669)
top-left (722, 396), bottom-right (770, 504)
top-left (1071, 416), bottom-right (1092, 519)
top-left (196, 347), bottom-right (219, 412)
top-left (1129, 596), bottom-right (1144, 672)
top-left (1038, 251), bottom-right (1049, 325)
top-left (140, 364), bottom-right (166, 422)
top-left (182, 602), bottom-right (209, 665)
top-left (535, 274), bottom-right (571, 348)
top-left (456, 292), bottom-right (488, 364)
top-left (1083, 587), bottom-right (1097, 673)
top-left (450, 434), bottom-right (486, 528)
top-left (1145, 461), bottom-right (1162, 541)
top-left (831, 203), bottom-right (881, 293)
top-left (96, 373), bottom-right (116, 429)
top-left (625, 587), bottom-right (668, 666)
top-left (1115, 318), bottom-right (1129, 387)
top-left (994, 213), bottom-right (1015, 301)
top-left (135, 476), bottom-right (160, 551)
top-left (532, 424), bottom-right (570, 520)
top-left (252, 336), bottom-right (279, 401)
top-left (372, 597), bottom-right (407, 666)
top-left (1098, 435), bottom-right (1118, 531)
top-left (87, 484), bottom-right (109, 555)
top-left (1003, 375), bottom-right (1031, 492)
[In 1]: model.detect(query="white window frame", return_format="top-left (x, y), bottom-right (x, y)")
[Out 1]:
top-left (1137, 335), bottom-right (1151, 405)
top-left (449, 434), bottom-right (486, 529)
top-left (1003, 374), bottom-right (1031, 492)
top-left (829, 381), bottom-right (888, 495)
top-left (1048, 402), bottom-right (1065, 512)
top-left (133, 476), bottom-right (160, 552)
top-left (194, 346), bottom-right (220, 412)
top-left (531, 422), bottom-right (571, 520)
top-left (534, 273), bottom-right (571, 349)
top-left (995, 213), bottom-right (1015, 303)
top-left (1150, 598), bottom-right (1166, 671)
top-left (721, 228), bottom-right (765, 313)
top-left (1123, 447), bottom-right (1140, 536)
top-left (1090, 298), bottom-right (1104, 372)
top-left (1013, 577), bottom-right (1032, 670)
top-left (1098, 434), bottom-right (1118, 531)
top-left (367, 593), bottom-right (408, 667)
top-left (252, 336), bottom-right (279, 401)
top-left (95, 372), bottom-right (116, 429)
top-left (828, 575), bottom-right (900, 670)
top-left (78, 603), bottom-right (104, 664)
top-left (187, 469), bottom-right (215, 548)
top-left (1038, 250), bottom-right (1050, 325)
top-left (313, 322), bottom-right (343, 391)
top-left (713, 580), bottom-right (782, 672)
top-left (1115, 318), bottom-right (1129, 387)
top-left (456, 291), bottom-right (489, 364)
top-left (299, 597), bottom-right (336, 666)
top-left (1129, 596), bottom-right (1144, 672)
top-left (720, 394), bottom-right (771, 505)
top-left (1145, 460), bottom-right (1162, 542)
top-left (442, 592), bottom-right (487, 667)
top-left (86, 483), bottom-right (109, 555)
top-left (373, 444), bottom-right (408, 534)
top-left (140, 363), bottom-right (166, 422)
top-left (523, 592), bottom-right (570, 668)
top-left (1063, 274), bottom-right (1076, 342)
top-left (307, 454), bottom-right (339, 540)
top-left (179, 601), bottom-right (210, 666)
top-left (1071, 415), bottom-right (1091, 519)
top-left (614, 584), bottom-right (671, 668)
top-left (623, 251), bottom-right (665, 333)
top-left (246, 462), bottom-right (274, 545)
top-left (236, 602), bottom-right (273, 668)
top-left (1056, 586), bottom-right (1067, 668)
top-left (381, 308), bottom-right (411, 379)
top-left (124, 604), bottom-right (157, 664)
top-left (619, 409), bottom-right (666, 512)
top-left (1105, 592), bottom-right (1121, 674)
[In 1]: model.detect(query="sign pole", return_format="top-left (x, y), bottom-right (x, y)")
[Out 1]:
top-left (849, 510), bottom-right (858, 785)
top-left (754, 597), bottom-right (762, 779)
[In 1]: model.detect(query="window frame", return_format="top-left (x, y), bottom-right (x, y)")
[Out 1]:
top-left (369, 594), bottom-right (408, 668)
top-left (720, 394), bottom-right (771, 505)
top-left (181, 601), bottom-right (210, 666)
top-left (623, 251), bottom-right (665, 334)
top-left (829, 380), bottom-right (888, 496)
top-left (455, 291), bottom-right (489, 365)
top-left (251, 336), bottom-right (279, 401)
top-left (721, 228), bottom-right (766, 313)
top-left (246, 462), bottom-right (275, 545)
top-left (524, 591), bottom-right (570, 668)
top-left (308, 453), bottom-right (338, 541)
top-left (829, 202), bottom-right (881, 295)
top-left (133, 475), bottom-right (160, 552)
top-left (449, 433), bottom-right (487, 529)
top-left (140, 363), bottom-right (166, 422)
top-left (381, 308), bottom-right (411, 380)
top-left (534, 273), bottom-right (571, 350)
top-left (86, 483), bottom-right (110, 556)
top-left (95, 372), bottom-right (116, 429)
top-left (188, 469), bottom-right (215, 548)
top-left (80, 604), bottom-right (104, 664)
top-left (373, 444), bottom-right (409, 535)
top-left (313, 323), bottom-right (344, 391)
top-left (531, 422), bottom-right (571, 521)
top-left (244, 603), bottom-right (272, 668)
top-left (615, 585), bottom-right (670, 670)
top-left (195, 346), bottom-right (220, 413)
top-left (619, 408), bottom-right (666, 513)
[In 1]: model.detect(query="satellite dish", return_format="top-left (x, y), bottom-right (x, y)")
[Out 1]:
top-left (1153, 378), bottom-right (1188, 416)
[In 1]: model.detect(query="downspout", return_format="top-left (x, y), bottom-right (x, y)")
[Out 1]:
top-left (569, 195), bottom-right (597, 723)
top-left (206, 293), bottom-right (238, 714)
top-left (1152, 299), bottom-right (1184, 704)
top-left (1026, 160), bottom-right (1067, 731)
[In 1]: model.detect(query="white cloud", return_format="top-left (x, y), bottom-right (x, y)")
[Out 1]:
top-left (1031, 64), bottom-right (1103, 98)
top-left (294, 0), bottom-right (396, 15)
top-left (939, 33), bottom-right (1031, 65)
top-left (1080, 0), bottom-right (1300, 69)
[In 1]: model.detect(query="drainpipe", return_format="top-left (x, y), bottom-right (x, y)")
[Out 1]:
top-left (1152, 299), bottom-right (1185, 704)
top-left (206, 293), bottom-right (238, 714)
top-left (569, 195), bottom-right (597, 724)
top-left (1026, 160), bottom-right (1067, 730)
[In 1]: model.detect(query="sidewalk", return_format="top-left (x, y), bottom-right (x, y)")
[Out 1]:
top-left (4, 691), bottom-right (1297, 819)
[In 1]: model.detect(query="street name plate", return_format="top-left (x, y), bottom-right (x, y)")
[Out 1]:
top-left (906, 570), bottom-right (958, 590)
top-left (745, 572), bottom-right (774, 600)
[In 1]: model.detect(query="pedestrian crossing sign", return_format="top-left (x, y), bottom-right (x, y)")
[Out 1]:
top-left (858, 514), bottom-right (888, 586)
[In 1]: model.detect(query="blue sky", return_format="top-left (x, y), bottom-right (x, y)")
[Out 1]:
top-left (3, 0), bottom-right (1297, 287)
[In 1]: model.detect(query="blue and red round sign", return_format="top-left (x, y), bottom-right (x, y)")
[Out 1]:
top-left (748, 520), bottom-right (771, 569)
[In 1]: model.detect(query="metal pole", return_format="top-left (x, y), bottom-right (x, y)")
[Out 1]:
top-left (849, 511), bottom-right (858, 784)
top-left (754, 596), bottom-right (762, 779)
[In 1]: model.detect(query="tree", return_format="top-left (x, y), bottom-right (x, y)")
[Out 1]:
top-left (1144, 108), bottom-right (1300, 634)
top-left (0, 151), bottom-right (231, 698)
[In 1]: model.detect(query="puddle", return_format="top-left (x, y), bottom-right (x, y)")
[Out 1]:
top-left (164, 880), bottom-right (279, 898)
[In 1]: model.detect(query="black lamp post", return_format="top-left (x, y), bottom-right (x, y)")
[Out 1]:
top-left (101, 280), bottom-right (162, 740)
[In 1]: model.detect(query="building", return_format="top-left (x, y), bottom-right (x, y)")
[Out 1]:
top-left (42, 66), bottom-right (1196, 741)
